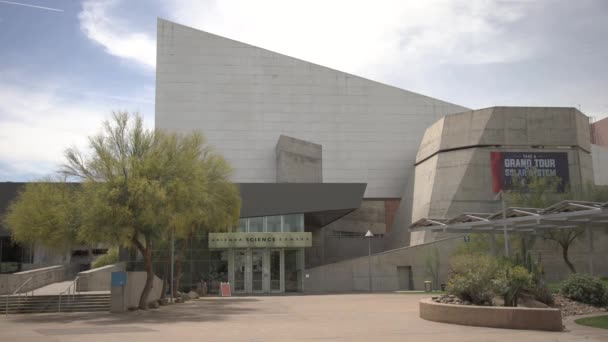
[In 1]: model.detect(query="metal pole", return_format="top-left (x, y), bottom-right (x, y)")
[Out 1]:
top-left (368, 237), bottom-right (372, 293)
top-left (170, 226), bottom-right (175, 303)
top-left (587, 226), bottom-right (594, 275)
top-left (501, 192), bottom-right (509, 257)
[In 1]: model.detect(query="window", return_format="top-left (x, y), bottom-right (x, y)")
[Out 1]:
top-left (266, 215), bottom-right (282, 232)
top-left (237, 218), bottom-right (247, 232)
top-left (248, 217), bottom-right (264, 232)
top-left (283, 214), bottom-right (304, 232)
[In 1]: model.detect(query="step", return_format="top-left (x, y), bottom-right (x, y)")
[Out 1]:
top-left (4, 307), bottom-right (109, 314)
top-left (2, 293), bottom-right (110, 314)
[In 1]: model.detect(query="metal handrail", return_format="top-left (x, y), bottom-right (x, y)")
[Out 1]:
top-left (58, 276), bottom-right (79, 312)
top-left (4, 276), bottom-right (35, 316)
top-left (3, 266), bottom-right (69, 315)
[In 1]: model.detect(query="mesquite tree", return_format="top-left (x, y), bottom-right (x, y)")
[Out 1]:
top-left (6, 112), bottom-right (239, 309)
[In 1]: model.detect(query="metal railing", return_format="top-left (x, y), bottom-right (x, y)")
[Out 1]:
top-left (58, 276), bottom-right (79, 312)
top-left (4, 276), bottom-right (35, 316)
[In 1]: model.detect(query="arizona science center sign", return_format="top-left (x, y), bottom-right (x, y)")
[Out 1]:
top-left (208, 232), bottom-right (312, 249)
top-left (490, 151), bottom-right (569, 193)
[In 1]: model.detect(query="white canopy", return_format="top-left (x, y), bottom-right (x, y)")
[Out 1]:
top-left (410, 200), bottom-right (608, 233)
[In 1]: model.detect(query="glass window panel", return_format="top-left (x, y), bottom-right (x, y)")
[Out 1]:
top-left (248, 217), bottom-right (264, 232)
top-left (283, 214), bottom-right (304, 232)
top-left (265, 215), bottom-right (282, 232)
top-left (237, 218), bottom-right (247, 232)
top-left (284, 249), bottom-right (302, 292)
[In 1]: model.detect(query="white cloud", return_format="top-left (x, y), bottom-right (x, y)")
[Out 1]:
top-left (78, 0), bottom-right (531, 76)
top-left (163, 0), bottom-right (531, 79)
top-left (0, 75), bottom-right (154, 180)
top-left (79, 0), bottom-right (156, 68)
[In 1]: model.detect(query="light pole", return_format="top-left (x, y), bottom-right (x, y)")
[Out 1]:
top-left (495, 190), bottom-right (509, 257)
top-left (170, 226), bottom-right (175, 302)
top-left (365, 230), bottom-right (374, 292)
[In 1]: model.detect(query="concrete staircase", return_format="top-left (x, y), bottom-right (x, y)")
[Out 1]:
top-left (3, 293), bottom-right (110, 314)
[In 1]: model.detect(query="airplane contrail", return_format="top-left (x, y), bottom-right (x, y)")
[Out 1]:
top-left (0, 1), bottom-right (63, 12)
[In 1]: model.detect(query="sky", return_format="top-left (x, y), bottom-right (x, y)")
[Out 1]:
top-left (0, 0), bottom-right (607, 181)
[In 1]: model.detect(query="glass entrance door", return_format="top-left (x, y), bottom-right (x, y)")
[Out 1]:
top-left (230, 248), bottom-right (299, 294)
top-left (234, 250), bottom-right (246, 293)
top-left (270, 249), bottom-right (281, 292)
top-left (251, 249), bottom-right (264, 292)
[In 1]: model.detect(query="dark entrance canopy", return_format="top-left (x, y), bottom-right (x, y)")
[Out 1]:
top-left (238, 183), bottom-right (366, 228)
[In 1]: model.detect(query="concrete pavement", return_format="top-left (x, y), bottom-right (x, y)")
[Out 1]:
top-left (0, 294), bottom-right (607, 341)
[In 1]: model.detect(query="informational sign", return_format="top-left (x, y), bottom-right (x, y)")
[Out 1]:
top-left (208, 232), bottom-right (312, 249)
top-left (111, 271), bottom-right (127, 287)
top-left (220, 282), bottom-right (231, 297)
top-left (491, 151), bottom-right (569, 192)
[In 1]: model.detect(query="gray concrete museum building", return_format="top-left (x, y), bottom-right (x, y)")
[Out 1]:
top-left (1, 18), bottom-right (608, 294)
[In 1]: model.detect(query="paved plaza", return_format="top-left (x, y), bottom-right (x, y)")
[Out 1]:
top-left (0, 294), bottom-right (606, 342)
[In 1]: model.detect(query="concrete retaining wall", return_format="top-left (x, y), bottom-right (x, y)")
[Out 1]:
top-left (77, 263), bottom-right (125, 292)
top-left (0, 265), bottom-right (65, 295)
top-left (304, 236), bottom-right (464, 293)
top-left (110, 272), bottom-right (164, 312)
top-left (419, 298), bottom-right (563, 331)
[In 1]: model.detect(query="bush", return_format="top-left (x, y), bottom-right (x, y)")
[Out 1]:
top-left (560, 273), bottom-right (608, 307)
top-left (446, 254), bottom-right (499, 305)
top-left (494, 265), bottom-right (532, 307)
top-left (91, 247), bottom-right (118, 269)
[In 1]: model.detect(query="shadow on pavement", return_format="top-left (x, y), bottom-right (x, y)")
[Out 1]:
top-left (6, 297), bottom-right (263, 325)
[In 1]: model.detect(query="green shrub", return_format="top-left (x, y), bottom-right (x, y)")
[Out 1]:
top-left (560, 273), bottom-right (608, 307)
top-left (494, 265), bottom-right (533, 307)
top-left (91, 247), bottom-right (118, 269)
top-left (446, 254), bottom-right (499, 305)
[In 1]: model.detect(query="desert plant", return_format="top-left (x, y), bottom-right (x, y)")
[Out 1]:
top-left (560, 273), bottom-right (608, 307)
top-left (494, 265), bottom-right (533, 307)
top-left (446, 254), bottom-right (499, 305)
top-left (529, 262), bottom-right (554, 305)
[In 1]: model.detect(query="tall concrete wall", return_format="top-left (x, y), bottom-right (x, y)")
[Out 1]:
top-left (155, 18), bottom-right (469, 198)
top-left (532, 229), bottom-right (608, 282)
top-left (591, 144), bottom-right (608, 185)
top-left (591, 116), bottom-right (608, 147)
top-left (304, 236), bottom-right (464, 293)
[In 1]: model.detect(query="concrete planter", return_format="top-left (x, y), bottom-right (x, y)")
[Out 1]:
top-left (419, 298), bottom-right (563, 331)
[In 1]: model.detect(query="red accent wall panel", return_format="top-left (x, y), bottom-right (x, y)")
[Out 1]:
top-left (384, 199), bottom-right (401, 232)
top-left (491, 151), bottom-right (503, 193)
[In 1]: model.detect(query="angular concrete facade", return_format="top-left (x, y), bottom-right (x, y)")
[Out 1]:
top-left (155, 19), bottom-right (469, 198)
top-left (276, 135), bottom-right (322, 183)
top-left (407, 107), bottom-right (594, 244)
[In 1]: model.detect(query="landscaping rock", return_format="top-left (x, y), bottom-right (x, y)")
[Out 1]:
top-left (149, 301), bottom-right (159, 309)
top-left (175, 297), bottom-right (184, 303)
top-left (432, 294), bottom-right (463, 305)
top-left (554, 295), bottom-right (608, 317)
top-left (188, 291), bottom-right (200, 300)
top-left (159, 298), bottom-right (169, 306)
